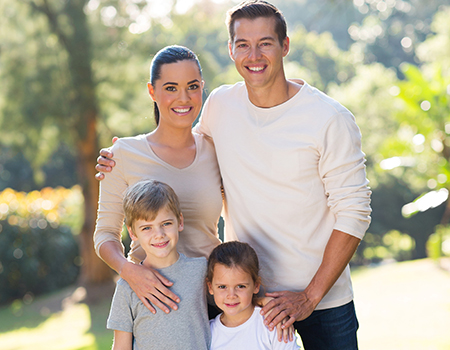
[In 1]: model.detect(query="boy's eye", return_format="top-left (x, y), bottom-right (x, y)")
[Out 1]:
top-left (162, 222), bottom-right (172, 227)
top-left (237, 285), bottom-right (246, 289)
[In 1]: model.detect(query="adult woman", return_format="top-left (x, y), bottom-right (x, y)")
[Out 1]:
top-left (94, 46), bottom-right (223, 314)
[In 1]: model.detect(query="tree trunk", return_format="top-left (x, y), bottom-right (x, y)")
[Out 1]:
top-left (66, 0), bottom-right (113, 284)
top-left (38, 0), bottom-right (113, 283)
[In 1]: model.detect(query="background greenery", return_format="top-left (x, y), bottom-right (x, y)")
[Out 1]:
top-left (0, 0), bottom-right (449, 347)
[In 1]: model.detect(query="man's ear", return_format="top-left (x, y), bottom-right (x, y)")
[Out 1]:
top-left (282, 36), bottom-right (290, 57)
top-left (228, 41), bottom-right (235, 61)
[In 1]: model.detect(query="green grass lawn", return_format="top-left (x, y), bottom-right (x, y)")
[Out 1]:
top-left (0, 259), bottom-right (449, 350)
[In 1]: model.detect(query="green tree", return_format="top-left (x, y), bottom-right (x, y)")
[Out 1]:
top-left (378, 7), bottom-right (450, 227)
top-left (0, 0), bottom-right (111, 283)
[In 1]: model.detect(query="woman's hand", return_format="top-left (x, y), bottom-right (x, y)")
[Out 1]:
top-left (120, 261), bottom-right (180, 314)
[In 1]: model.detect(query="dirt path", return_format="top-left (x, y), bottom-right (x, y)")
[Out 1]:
top-left (352, 259), bottom-right (450, 350)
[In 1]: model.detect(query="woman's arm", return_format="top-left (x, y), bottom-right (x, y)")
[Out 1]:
top-left (94, 140), bottom-right (180, 313)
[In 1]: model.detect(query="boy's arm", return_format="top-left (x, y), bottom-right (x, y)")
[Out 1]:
top-left (112, 330), bottom-right (133, 350)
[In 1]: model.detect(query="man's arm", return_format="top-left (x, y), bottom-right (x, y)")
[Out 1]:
top-left (260, 229), bottom-right (361, 329)
top-left (95, 137), bottom-right (118, 180)
top-left (99, 241), bottom-right (180, 314)
top-left (112, 330), bottom-right (133, 350)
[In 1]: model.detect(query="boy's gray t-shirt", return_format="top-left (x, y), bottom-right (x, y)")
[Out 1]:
top-left (107, 253), bottom-right (210, 350)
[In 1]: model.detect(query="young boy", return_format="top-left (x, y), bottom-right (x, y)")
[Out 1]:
top-left (106, 179), bottom-right (211, 350)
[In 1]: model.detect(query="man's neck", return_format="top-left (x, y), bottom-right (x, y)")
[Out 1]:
top-left (246, 79), bottom-right (302, 108)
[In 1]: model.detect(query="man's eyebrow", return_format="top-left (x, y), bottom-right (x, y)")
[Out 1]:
top-left (234, 36), bottom-right (276, 43)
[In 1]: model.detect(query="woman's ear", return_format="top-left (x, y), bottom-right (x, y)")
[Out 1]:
top-left (147, 82), bottom-right (156, 101)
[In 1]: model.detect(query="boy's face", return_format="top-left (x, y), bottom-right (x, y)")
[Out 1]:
top-left (128, 207), bottom-right (183, 268)
top-left (228, 16), bottom-right (289, 92)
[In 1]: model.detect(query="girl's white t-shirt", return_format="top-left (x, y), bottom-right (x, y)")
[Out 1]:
top-left (209, 306), bottom-right (301, 350)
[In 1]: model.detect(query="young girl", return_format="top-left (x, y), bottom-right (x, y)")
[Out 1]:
top-left (207, 241), bottom-right (301, 350)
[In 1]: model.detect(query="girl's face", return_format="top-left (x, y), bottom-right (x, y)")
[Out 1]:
top-left (207, 263), bottom-right (260, 326)
top-left (148, 60), bottom-right (204, 130)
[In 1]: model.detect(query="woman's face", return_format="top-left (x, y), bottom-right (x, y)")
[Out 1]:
top-left (148, 60), bottom-right (204, 130)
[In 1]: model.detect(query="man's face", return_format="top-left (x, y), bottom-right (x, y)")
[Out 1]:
top-left (229, 16), bottom-right (289, 91)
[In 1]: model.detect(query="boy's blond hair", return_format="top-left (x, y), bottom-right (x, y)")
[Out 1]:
top-left (123, 180), bottom-right (182, 230)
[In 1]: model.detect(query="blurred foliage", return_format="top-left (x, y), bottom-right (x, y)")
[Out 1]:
top-left (427, 224), bottom-right (450, 260)
top-left (0, 187), bottom-right (83, 305)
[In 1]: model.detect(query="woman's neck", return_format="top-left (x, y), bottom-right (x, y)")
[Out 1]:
top-left (147, 126), bottom-right (196, 169)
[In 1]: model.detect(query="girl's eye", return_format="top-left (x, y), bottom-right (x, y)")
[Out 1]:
top-left (238, 285), bottom-right (246, 289)
top-left (218, 285), bottom-right (226, 289)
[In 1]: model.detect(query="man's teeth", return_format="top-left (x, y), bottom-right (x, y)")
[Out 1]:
top-left (248, 66), bottom-right (264, 71)
top-left (174, 107), bottom-right (190, 113)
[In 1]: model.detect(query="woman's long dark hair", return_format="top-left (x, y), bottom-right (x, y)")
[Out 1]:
top-left (150, 45), bottom-right (202, 125)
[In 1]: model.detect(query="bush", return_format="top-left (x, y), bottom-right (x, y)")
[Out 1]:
top-left (427, 225), bottom-right (450, 260)
top-left (0, 187), bottom-right (82, 305)
top-left (0, 221), bottom-right (80, 305)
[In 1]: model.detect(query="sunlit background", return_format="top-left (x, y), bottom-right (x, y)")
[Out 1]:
top-left (1, 0), bottom-right (449, 348)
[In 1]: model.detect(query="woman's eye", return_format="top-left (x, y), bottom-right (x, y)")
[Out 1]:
top-left (188, 84), bottom-right (199, 90)
top-left (166, 86), bottom-right (176, 91)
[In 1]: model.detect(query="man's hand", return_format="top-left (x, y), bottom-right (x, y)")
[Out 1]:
top-left (95, 136), bottom-right (118, 180)
top-left (120, 261), bottom-right (180, 314)
top-left (260, 290), bottom-right (317, 331)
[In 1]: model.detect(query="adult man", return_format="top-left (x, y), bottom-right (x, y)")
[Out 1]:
top-left (97, 1), bottom-right (371, 348)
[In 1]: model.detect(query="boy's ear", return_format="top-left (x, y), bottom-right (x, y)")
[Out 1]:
top-left (127, 226), bottom-right (139, 241)
top-left (178, 213), bottom-right (184, 232)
